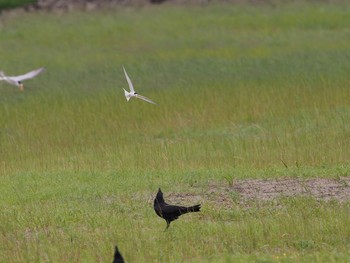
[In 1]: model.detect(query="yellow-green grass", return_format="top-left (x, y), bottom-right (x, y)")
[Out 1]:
top-left (1, 2), bottom-right (350, 262)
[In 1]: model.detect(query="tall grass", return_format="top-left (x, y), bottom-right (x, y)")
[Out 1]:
top-left (1, 3), bottom-right (350, 262)
top-left (1, 4), bottom-right (350, 175)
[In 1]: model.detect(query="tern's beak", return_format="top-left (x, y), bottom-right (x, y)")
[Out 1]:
top-left (19, 83), bottom-right (24, 92)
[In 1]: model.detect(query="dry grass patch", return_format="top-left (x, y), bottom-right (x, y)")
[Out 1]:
top-left (167, 177), bottom-right (350, 209)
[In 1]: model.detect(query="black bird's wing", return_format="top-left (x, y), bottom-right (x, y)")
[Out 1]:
top-left (164, 204), bottom-right (201, 213)
top-left (161, 204), bottom-right (195, 219)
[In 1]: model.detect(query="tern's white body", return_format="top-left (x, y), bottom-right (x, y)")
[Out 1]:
top-left (0, 68), bottom-right (44, 91)
top-left (123, 88), bottom-right (133, 101)
top-left (122, 66), bottom-right (156, 105)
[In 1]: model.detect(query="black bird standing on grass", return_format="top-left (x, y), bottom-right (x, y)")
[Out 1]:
top-left (153, 188), bottom-right (201, 230)
top-left (113, 246), bottom-right (125, 263)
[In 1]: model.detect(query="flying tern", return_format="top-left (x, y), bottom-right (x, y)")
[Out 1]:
top-left (122, 66), bottom-right (156, 105)
top-left (0, 67), bottom-right (44, 91)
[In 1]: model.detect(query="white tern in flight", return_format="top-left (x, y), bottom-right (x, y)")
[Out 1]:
top-left (0, 68), bottom-right (44, 91)
top-left (122, 66), bottom-right (156, 105)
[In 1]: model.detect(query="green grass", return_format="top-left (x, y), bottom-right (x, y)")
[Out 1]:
top-left (0, 0), bottom-right (36, 10)
top-left (1, 2), bottom-right (350, 262)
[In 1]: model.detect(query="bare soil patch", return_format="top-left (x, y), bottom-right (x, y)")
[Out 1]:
top-left (232, 177), bottom-right (350, 203)
top-left (166, 177), bottom-right (350, 209)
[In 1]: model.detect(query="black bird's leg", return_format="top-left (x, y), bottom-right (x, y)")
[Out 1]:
top-left (164, 221), bottom-right (170, 231)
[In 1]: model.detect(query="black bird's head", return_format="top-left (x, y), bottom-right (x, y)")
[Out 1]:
top-left (155, 188), bottom-right (165, 203)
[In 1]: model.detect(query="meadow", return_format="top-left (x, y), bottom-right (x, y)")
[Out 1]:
top-left (1, 2), bottom-right (350, 262)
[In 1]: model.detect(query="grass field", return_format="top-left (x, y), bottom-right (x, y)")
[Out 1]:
top-left (1, 2), bottom-right (350, 262)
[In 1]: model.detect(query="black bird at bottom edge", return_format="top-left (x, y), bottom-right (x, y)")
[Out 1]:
top-left (113, 246), bottom-right (125, 263)
top-left (153, 188), bottom-right (201, 230)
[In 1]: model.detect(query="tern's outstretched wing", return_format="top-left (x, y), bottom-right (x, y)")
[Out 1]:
top-left (0, 71), bottom-right (5, 79)
top-left (0, 71), bottom-right (18, 86)
top-left (136, 94), bottom-right (156, 105)
top-left (10, 68), bottom-right (45, 82)
top-left (122, 66), bottom-right (135, 93)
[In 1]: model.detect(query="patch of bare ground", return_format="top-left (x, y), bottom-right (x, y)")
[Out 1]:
top-left (164, 177), bottom-right (350, 209)
top-left (232, 177), bottom-right (350, 203)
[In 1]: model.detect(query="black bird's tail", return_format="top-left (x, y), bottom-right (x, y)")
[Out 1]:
top-left (186, 204), bottom-right (201, 213)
